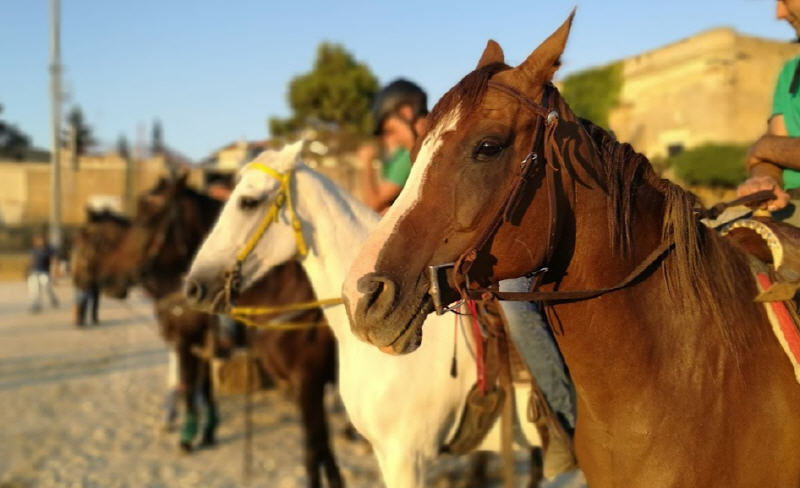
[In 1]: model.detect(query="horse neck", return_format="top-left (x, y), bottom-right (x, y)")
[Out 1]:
top-left (548, 156), bottom-right (769, 398)
top-left (145, 193), bottom-right (222, 298)
top-left (293, 165), bottom-right (379, 337)
top-left (292, 166), bottom-right (475, 426)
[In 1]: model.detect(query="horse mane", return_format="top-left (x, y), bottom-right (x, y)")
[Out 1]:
top-left (181, 185), bottom-right (223, 220)
top-left (577, 116), bottom-right (759, 352)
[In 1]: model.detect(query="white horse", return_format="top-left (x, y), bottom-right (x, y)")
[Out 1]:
top-left (185, 141), bottom-right (543, 487)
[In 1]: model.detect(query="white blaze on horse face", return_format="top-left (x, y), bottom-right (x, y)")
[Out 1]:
top-left (343, 105), bottom-right (462, 307)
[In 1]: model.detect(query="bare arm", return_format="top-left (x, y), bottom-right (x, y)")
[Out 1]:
top-left (358, 144), bottom-right (402, 213)
top-left (737, 115), bottom-right (791, 211)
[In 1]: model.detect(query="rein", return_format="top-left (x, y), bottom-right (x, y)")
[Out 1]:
top-left (442, 81), bottom-right (777, 307)
top-left (223, 162), bottom-right (342, 330)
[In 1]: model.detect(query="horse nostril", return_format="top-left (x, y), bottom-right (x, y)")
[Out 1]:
top-left (356, 273), bottom-right (397, 319)
top-left (184, 280), bottom-right (205, 303)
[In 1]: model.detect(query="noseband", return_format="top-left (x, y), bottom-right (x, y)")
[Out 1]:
top-left (224, 163), bottom-right (307, 303)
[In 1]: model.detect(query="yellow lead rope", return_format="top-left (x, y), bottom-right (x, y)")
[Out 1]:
top-left (229, 162), bottom-right (341, 330)
top-left (230, 297), bottom-right (344, 317)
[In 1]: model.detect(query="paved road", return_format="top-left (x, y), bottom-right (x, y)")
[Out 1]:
top-left (0, 281), bottom-right (582, 487)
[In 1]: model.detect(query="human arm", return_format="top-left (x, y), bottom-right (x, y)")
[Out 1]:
top-left (737, 115), bottom-right (792, 211)
top-left (358, 143), bottom-right (402, 213)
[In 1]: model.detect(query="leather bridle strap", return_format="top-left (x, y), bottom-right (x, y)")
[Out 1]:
top-left (455, 83), bottom-right (559, 281)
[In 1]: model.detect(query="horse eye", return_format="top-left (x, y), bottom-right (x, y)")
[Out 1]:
top-left (473, 140), bottom-right (504, 160)
top-left (239, 196), bottom-right (261, 211)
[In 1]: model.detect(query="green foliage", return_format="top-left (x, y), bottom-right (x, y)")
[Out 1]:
top-left (64, 106), bottom-right (95, 155)
top-left (669, 143), bottom-right (749, 188)
top-left (270, 42), bottom-right (379, 137)
top-left (560, 62), bottom-right (623, 127)
top-left (117, 134), bottom-right (130, 159)
top-left (0, 103), bottom-right (31, 160)
top-left (151, 120), bottom-right (164, 155)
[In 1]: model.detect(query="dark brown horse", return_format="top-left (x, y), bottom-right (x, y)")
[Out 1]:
top-left (344, 13), bottom-right (800, 487)
top-left (71, 208), bottom-right (131, 325)
top-left (97, 175), bottom-right (344, 488)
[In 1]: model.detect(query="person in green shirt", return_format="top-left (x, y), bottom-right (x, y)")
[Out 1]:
top-left (737, 0), bottom-right (800, 225)
top-left (358, 79), bottom-right (428, 213)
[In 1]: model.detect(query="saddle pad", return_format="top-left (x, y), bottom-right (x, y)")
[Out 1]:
top-left (755, 272), bottom-right (800, 384)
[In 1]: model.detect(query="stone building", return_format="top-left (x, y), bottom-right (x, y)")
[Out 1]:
top-left (0, 149), bottom-right (202, 226)
top-left (608, 28), bottom-right (800, 158)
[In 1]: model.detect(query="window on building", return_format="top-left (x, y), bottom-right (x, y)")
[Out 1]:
top-left (667, 143), bottom-right (684, 158)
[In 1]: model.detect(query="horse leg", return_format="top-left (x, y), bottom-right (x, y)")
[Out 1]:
top-left (466, 451), bottom-right (490, 488)
top-left (177, 341), bottom-right (198, 452)
top-left (528, 447), bottom-right (544, 488)
top-left (199, 361), bottom-right (218, 447)
top-left (374, 448), bottom-right (424, 488)
top-left (298, 377), bottom-right (343, 488)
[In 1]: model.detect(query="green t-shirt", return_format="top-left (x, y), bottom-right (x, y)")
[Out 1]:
top-left (381, 148), bottom-right (412, 187)
top-left (771, 56), bottom-right (800, 190)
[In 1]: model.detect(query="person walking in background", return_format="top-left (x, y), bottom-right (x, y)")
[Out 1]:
top-left (736, 0), bottom-right (800, 225)
top-left (28, 234), bottom-right (59, 313)
top-left (358, 79), bottom-right (429, 213)
top-left (73, 282), bottom-right (100, 326)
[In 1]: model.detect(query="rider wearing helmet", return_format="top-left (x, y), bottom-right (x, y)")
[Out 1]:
top-left (359, 79), bottom-right (429, 213)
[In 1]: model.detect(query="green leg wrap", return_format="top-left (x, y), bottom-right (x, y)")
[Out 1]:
top-left (180, 410), bottom-right (198, 444)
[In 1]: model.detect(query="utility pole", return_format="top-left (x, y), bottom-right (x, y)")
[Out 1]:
top-left (49, 0), bottom-right (63, 249)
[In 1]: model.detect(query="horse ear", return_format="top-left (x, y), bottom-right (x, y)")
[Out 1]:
top-left (516, 9), bottom-right (575, 84)
top-left (283, 140), bottom-right (305, 167)
top-left (476, 39), bottom-right (504, 69)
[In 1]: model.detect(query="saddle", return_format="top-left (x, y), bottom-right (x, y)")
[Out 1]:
top-left (722, 216), bottom-right (800, 305)
top-left (722, 216), bottom-right (800, 382)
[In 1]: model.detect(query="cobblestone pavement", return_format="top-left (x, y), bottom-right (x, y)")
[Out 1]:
top-left (0, 281), bottom-right (583, 488)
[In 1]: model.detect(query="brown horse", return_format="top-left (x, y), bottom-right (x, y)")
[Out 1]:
top-left (344, 13), bottom-right (800, 487)
top-left (71, 208), bottom-right (131, 325)
top-left (97, 175), bottom-right (344, 488)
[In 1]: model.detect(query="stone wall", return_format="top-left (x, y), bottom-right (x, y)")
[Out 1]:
top-left (0, 151), bottom-right (204, 226)
top-left (608, 28), bottom-right (800, 158)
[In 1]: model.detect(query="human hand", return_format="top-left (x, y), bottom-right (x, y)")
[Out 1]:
top-left (736, 175), bottom-right (790, 211)
top-left (357, 143), bottom-right (379, 168)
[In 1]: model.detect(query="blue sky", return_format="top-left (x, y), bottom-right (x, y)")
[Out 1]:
top-left (1, 1), bottom-right (795, 160)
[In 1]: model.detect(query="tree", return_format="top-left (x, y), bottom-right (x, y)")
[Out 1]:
top-left (0, 103), bottom-right (32, 160)
top-left (669, 143), bottom-right (749, 188)
top-left (269, 42), bottom-right (379, 137)
top-left (560, 62), bottom-right (623, 128)
top-left (117, 134), bottom-right (130, 160)
top-left (151, 119), bottom-right (164, 155)
top-left (65, 106), bottom-right (95, 155)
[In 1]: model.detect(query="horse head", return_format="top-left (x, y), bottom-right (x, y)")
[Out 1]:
top-left (99, 172), bottom-right (218, 297)
top-left (184, 140), bottom-right (307, 313)
top-left (343, 12), bottom-right (592, 354)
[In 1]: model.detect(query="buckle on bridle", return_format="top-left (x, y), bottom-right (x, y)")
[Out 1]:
top-left (428, 263), bottom-right (459, 315)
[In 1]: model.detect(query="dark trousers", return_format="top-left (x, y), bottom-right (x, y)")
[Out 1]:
top-left (75, 285), bottom-right (100, 325)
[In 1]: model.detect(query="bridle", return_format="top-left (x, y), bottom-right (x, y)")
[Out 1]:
top-left (221, 163), bottom-right (342, 324)
top-left (429, 81), bottom-right (775, 311)
top-left (224, 162), bottom-right (307, 304)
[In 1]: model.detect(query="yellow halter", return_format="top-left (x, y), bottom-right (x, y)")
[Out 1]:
top-left (226, 162), bottom-right (341, 329)
top-left (235, 162), bottom-right (307, 264)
